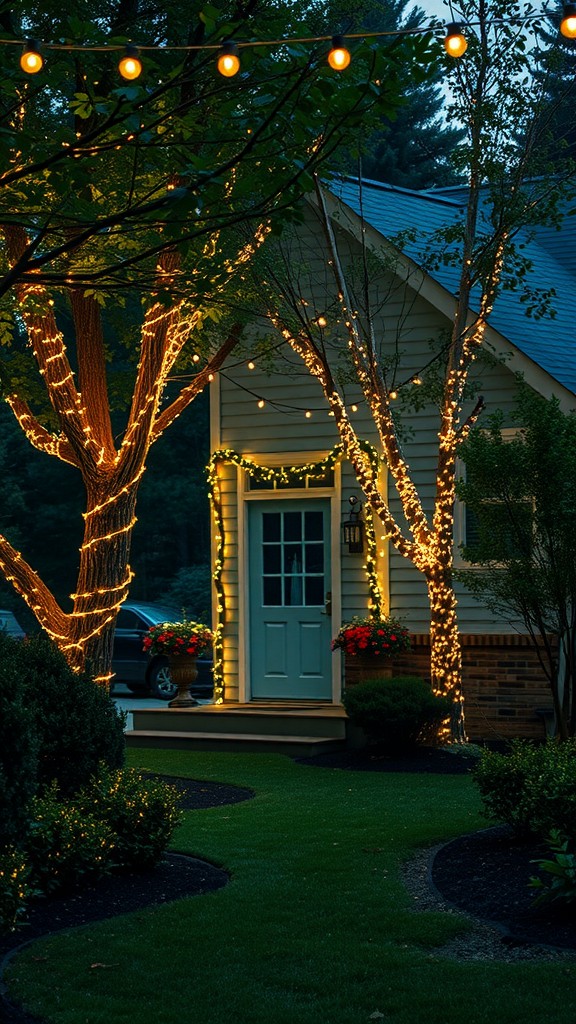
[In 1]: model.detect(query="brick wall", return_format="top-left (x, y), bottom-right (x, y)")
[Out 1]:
top-left (347, 634), bottom-right (554, 743)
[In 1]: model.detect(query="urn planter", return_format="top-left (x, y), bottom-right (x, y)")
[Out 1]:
top-left (167, 655), bottom-right (200, 708)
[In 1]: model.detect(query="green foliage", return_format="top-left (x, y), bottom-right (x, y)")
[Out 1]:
top-left (77, 768), bottom-right (182, 870)
top-left (0, 848), bottom-right (32, 934)
top-left (16, 635), bottom-right (126, 796)
top-left (457, 385), bottom-right (576, 737)
top-left (530, 830), bottom-right (576, 906)
top-left (472, 740), bottom-right (576, 839)
top-left (0, 661), bottom-right (38, 851)
top-left (343, 675), bottom-right (452, 750)
top-left (25, 782), bottom-right (114, 895)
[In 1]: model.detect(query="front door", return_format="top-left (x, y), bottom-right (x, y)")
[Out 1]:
top-left (248, 499), bottom-right (332, 699)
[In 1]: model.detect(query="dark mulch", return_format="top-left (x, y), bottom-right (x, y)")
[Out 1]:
top-left (432, 824), bottom-right (576, 951)
top-left (296, 744), bottom-right (478, 774)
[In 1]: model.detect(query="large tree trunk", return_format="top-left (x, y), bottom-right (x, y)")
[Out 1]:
top-left (426, 568), bottom-right (466, 742)
top-left (67, 482), bottom-right (139, 682)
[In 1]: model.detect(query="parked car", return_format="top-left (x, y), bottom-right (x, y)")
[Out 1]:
top-left (111, 601), bottom-right (213, 701)
top-left (0, 609), bottom-right (25, 639)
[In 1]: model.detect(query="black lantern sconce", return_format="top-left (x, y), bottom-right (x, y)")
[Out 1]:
top-left (341, 495), bottom-right (364, 554)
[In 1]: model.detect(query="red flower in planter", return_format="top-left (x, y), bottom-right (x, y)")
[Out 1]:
top-left (143, 620), bottom-right (213, 658)
top-left (331, 616), bottom-right (410, 657)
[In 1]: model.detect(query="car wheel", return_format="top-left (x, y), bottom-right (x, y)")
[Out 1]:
top-left (148, 660), bottom-right (177, 701)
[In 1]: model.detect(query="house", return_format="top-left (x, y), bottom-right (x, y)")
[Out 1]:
top-left (206, 176), bottom-right (576, 744)
top-left (129, 177), bottom-right (576, 750)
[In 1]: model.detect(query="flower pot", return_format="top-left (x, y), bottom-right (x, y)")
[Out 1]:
top-left (344, 655), bottom-right (394, 689)
top-left (167, 654), bottom-right (199, 708)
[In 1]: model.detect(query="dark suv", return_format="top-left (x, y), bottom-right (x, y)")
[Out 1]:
top-left (111, 601), bottom-right (213, 701)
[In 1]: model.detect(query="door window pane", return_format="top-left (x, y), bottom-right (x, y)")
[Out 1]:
top-left (260, 507), bottom-right (325, 609)
top-left (304, 510), bottom-right (323, 540)
top-left (305, 576), bottom-right (324, 606)
top-left (284, 512), bottom-right (302, 541)
top-left (305, 544), bottom-right (323, 574)
top-left (262, 513), bottom-right (281, 542)
top-left (263, 577), bottom-right (282, 606)
top-left (263, 545), bottom-right (281, 574)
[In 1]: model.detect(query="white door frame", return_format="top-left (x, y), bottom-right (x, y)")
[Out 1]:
top-left (237, 453), bottom-right (342, 703)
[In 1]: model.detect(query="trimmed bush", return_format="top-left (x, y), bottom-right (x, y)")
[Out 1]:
top-left (0, 660), bottom-right (38, 851)
top-left (77, 768), bottom-right (182, 870)
top-left (343, 676), bottom-right (452, 751)
top-left (15, 634), bottom-right (125, 796)
top-left (472, 739), bottom-right (576, 840)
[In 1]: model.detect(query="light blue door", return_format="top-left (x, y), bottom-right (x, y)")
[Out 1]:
top-left (248, 500), bottom-right (332, 700)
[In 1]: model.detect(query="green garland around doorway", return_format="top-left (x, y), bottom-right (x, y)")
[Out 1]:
top-left (206, 442), bottom-right (382, 702)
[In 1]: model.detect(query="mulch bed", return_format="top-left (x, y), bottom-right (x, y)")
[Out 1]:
top-left (432, 824), bottom-right (576, 951)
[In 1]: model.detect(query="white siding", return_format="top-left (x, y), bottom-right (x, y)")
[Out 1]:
top-left (213, 202), bottom-right (559, 698)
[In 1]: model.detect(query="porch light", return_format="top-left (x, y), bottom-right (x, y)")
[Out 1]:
top-left (342, 495), bottom-right (364, 553)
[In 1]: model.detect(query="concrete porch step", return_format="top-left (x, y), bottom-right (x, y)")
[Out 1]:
top-left (125, 729), bottom-right (345, 757)
top-left (131, 704), bottom-right (347, 740)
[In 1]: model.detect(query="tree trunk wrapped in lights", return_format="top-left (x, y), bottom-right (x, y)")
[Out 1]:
top-left (0, 0), bottom-right (400, 683)
top-left (262, 0), bottom-right (574, 739)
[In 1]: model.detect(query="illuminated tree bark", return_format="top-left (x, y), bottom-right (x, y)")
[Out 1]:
top-left (265, 0), bottom-right (574, 738)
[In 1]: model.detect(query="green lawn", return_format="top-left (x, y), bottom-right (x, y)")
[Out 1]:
top-left (5, 749), bottom-right (576, 1024)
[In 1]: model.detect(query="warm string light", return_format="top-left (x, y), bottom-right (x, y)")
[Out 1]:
top-left (12, 11), bottom-right (554, 79)
top-left (206, 443), bottom-right (384, 699)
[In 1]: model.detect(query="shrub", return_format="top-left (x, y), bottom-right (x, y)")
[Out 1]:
top-left (0, 848), bottom-right (33, 933)
top-left (472, 739), bottom-right (576, 839)
top-left (78, 768), bottom-right (182, 870)
top-left (20, 634), bottom-right (126, 796)
top-left (25, 783), bottom-right (114, 894)
top-left (530, 830), bottom-right (576, 906)
top-left (0, 657), bottom-right (38, 851)
top-left (343, 676), bottom-right (452, 751)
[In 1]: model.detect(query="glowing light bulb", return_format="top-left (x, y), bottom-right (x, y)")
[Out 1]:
top-left (248, 360), bottom-right (255, 370)
top-left (328, 35), bottom-right (351, 70)
top-left (119, 46), bottom-right (142, 80)
top-left (20, 41), bottom-right (43, 74)
top-left (561, 3), bottom-right (576, 36)
top-left (444, 23), bottom-right (468, 56)
top-left (257, 399), bottom-right (265, 409)
top-left (217, 43), bottom-right (240, 77)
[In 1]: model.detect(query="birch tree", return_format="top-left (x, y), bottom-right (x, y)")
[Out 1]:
top-left (264, 0), bottom-right (575, 738)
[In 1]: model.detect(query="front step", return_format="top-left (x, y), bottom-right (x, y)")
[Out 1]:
top-left (125, 730), bottom-right (345, 757)
top-left (126, 702), bottom-right (349, 755)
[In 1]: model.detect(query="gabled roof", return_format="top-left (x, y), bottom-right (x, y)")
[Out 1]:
top-left (331, 176), bottom-right (576, 396)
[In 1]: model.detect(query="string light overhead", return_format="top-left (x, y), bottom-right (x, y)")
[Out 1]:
top-left (217, 41), bottom-right (241, 77)
top-left (560, 2), bottom-right (576, 35)
top-left (118, 45), bottom-right (142, 80)
top-left (327, 35), bottom-right (351, 71)
top-left (443, 22), bottom-right (468, 56)
top-left (20, 39), bottom-right (43, 73)
top-left (12, 8), bottom-right (568, 78)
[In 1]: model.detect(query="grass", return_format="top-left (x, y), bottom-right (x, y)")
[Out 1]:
top-left (5, 749), bottom-right (576, 1024)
